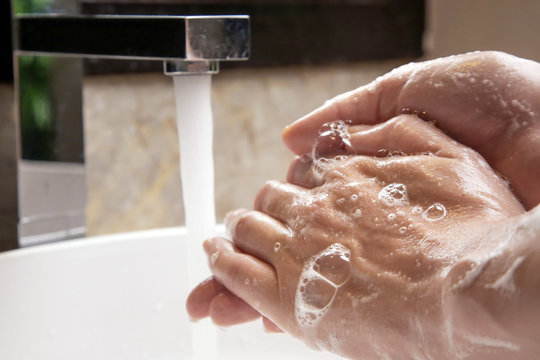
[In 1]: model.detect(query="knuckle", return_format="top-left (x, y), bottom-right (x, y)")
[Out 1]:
top-left (233, 212), bottom-right (254, 239)
top-left (394, 114), bottom-right (423, 130)
top-left (254, 180), bottom-right (281, 211)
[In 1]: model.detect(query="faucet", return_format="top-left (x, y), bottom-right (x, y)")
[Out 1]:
top-left (0, 13), bottom-right (249, 251)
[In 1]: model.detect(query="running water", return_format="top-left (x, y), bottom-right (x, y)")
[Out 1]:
top-left (173, 74), bottom-right (217, 360)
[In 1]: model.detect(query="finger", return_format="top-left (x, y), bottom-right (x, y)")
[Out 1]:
top-left (254, 180), bottom-right (309, 224)
top-left (286, 155), bottom-right (322, 189)
top-left (204, 237), bottom-right (278, 318)
top-left (282, 67), bottom-right (412, 155)
top-left (186, 276), bottom-right (224, 321)
top-left (225, 209), bottom-right (290, 265)
top-left (209, 288), bottom-right (261, 327)
top-left (349, 114), bottom-right (462, 158)
top-left (262, 317), bottom-right (284, 333)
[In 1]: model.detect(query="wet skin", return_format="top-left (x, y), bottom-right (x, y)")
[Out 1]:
top-left (283, 51), bottom-right (540, 210)
top-left (187, 52), bottom-right (540, 359)
top-left (189, 115), bottom-right (540, 359)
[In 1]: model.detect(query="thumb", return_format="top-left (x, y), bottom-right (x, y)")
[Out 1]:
top-left (281, 65), bottom-right (414, 155)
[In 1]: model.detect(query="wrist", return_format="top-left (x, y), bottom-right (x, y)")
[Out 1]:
top-left (494, 124), bottom-right (540, 209)
top-left (442, 209), bottom-right (540, 357)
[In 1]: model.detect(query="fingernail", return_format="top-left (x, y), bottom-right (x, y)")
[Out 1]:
top-left (286, 155), bottom-right (313, 186)
top-left (224, 208), bottom-right (248, 239)
top-left (203, 238), bottom-right (214, 255)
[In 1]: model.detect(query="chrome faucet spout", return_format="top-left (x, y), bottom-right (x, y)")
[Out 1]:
top-left (1, 14), bottom-right (249, 251)
top-left (16, 15), bottom-right (249, 75)
top-left (16, 15), bottom-right (250, 62)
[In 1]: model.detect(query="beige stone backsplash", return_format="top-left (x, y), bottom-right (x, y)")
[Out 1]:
top-left (84, 61), bottom-right (403, 235)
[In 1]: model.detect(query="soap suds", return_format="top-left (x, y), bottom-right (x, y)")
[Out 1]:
top-left (486, 256), bottom-right (524, 294)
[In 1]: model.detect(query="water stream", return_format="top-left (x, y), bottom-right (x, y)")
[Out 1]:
top-left (173, 74), bottom-right (217, 360)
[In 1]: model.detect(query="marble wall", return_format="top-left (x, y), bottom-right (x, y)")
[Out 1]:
top-left (84, 61), bottom-right (402, 235)
top-left (7, 0), bottom-right (538, 237)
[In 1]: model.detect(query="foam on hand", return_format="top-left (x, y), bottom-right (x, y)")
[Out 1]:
top-left (295, 244), bottom-right (352, 327)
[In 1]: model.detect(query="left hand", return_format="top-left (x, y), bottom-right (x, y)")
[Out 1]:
top-left (281, 52), bottom-right (540, 209)
top-left (187, 115), bottom-right (524, 358)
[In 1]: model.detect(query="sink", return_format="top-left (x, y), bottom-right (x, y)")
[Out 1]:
top-left (0, 227), bottom-right (340, 359)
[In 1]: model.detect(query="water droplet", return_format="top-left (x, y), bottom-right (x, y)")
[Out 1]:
top-left (353, 208), bottom-right (362, 218)
top-left (387, 213), bottom-right (396, 220)
top-left (423, 203), bottom-right (447, 222)
top-left (399, 226), bottom-right (407, 234)
top-left (210, 252), bottom-right (219, 265)
top-left (274, 242), bottom-right (281, 252)
top-left (351, 194), bottom-right (358, 201)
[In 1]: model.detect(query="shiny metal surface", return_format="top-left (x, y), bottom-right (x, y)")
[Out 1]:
top-left (15, 15), bottom-right (250, 62)
top-left (3, 7), bottom-right (250, 251)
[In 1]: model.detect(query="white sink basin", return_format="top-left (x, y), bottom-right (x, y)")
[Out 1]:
top-left (0, 227), bottom-right (340, 360)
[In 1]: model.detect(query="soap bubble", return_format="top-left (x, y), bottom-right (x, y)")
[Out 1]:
top-left (423, 203), bottom-right (447, 222)
top-left (303, 278), bottom-right (336, 309)
top-left (310, 121), bottom-right (353, 180)
top-left (295, 243), bottom-right (351, 327)
top-left (274, 242), bottom-right (281, 252)
top-left (378, 183), bottom-right (409, 207)
top-left (352, 208), bottom-right (362, 218)
top-left (411, 205), bottom-right (423, 215)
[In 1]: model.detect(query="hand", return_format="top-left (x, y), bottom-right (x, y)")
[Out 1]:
top-left (282, 51), bottom-right (540, 209)
top-left (188, 115), bottom-right (525, 359)
top-left (186, 276), bottom-right (282, 333)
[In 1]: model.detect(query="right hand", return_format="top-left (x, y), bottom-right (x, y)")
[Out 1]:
top-left (188, 116), bottom-right (530, 359)
top-left (283, 51), bottom-right (540, 209)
